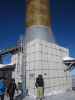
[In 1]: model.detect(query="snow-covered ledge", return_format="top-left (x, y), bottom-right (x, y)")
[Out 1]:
top-left (63, 56), bottom-right (75, 71)
top-left (0, 64), bottom-right (15, 70)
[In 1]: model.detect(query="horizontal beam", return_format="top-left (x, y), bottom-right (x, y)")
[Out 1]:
top-left (64, 62), bottom-right (75, 71)
top-left (0, 47), bottom-right (22, 56)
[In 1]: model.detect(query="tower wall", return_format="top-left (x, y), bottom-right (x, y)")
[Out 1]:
top-left (22, 0), bottom-right (72, 97)
top-left (25, 39), bottom-right (72, 96)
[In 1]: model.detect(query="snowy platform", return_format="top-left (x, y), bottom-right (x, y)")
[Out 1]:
top-left (23, 91), bottom-right (75, 100)
top-left (4, 91), bottom-right (75, 100)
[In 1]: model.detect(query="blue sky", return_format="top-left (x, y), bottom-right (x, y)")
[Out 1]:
top-left (0, 0), bottom-right (75, 74)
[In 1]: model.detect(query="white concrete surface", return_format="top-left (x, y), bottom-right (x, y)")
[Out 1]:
top-left (4, 91), bottom-right (75, 100)
top-left (23, 91), bottom-right (75, 100)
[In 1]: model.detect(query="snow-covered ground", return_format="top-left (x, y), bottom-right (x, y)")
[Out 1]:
top-left (23, 91), bottom-right (75, 100)
top-left (4, 91), bottom-right (75, 100)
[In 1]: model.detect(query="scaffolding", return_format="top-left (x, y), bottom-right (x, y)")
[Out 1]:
top-left (16, 35), bottom-right (28, 96)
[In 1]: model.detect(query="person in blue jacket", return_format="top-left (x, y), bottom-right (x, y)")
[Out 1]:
top-left (0, 77), bottom-right (6, 100)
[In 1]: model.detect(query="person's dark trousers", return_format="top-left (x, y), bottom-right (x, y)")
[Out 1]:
top-left (10, 96), bottom-right (14, 100)
top-left (10, 93), bottom-right (14, 100)
top-left (0, 94), bottom-right (4, 100)
top-left (10, 96), bottom-right (13, 100)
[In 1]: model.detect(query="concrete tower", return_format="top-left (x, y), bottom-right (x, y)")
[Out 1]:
top-left (20, 0), bottom-right (72, 97)
top-left (25, 0), bottom-right (54, 42)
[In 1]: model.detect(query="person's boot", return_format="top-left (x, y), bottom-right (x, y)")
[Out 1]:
top-left (40, 98), bottom-right (42, 100)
